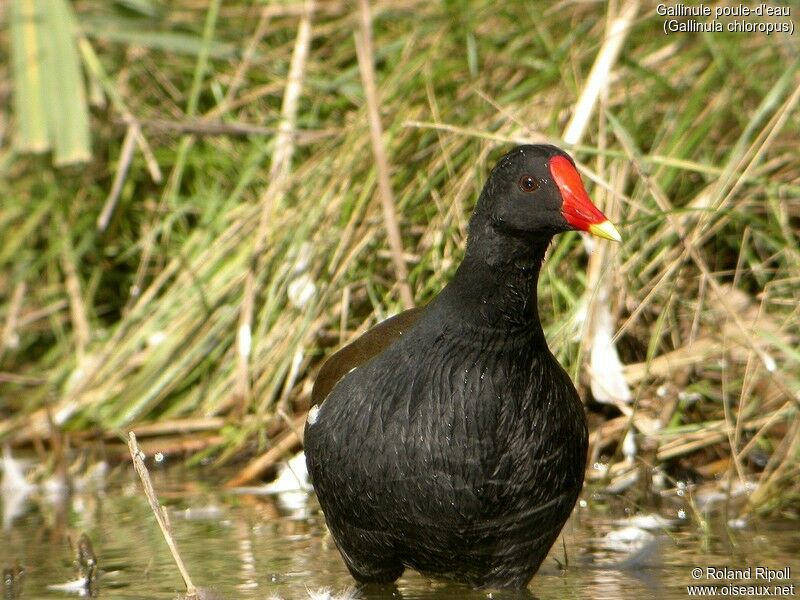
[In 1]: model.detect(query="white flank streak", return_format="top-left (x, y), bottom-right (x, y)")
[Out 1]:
top-left (238, 324), bottom-right (252, 358)
top-left (307, 405), bottom-right (320, 426)
top-left (590, 304), bottom-right (632, 404)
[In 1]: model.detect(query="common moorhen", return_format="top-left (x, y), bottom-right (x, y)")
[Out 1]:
top-left (305, 145), bottom-right (620, 589)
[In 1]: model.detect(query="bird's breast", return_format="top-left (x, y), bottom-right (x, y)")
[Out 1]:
top-left (306, 327), bottom-right (587, 532)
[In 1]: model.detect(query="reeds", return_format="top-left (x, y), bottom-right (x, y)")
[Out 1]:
top-left (1, 1), bottom-right (798, 514)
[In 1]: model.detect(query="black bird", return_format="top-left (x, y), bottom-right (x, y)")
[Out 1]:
top-left (304, 145), bottom-right (621, 590)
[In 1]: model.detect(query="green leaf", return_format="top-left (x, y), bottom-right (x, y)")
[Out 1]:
top-left (9, 0), bottom-right (92, 164)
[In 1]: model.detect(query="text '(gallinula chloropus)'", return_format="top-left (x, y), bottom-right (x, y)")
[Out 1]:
top-left (305, 144), bottom-right (621, 590)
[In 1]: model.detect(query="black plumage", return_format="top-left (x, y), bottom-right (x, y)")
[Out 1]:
top-left (304, 144), bottom-right (620, 589)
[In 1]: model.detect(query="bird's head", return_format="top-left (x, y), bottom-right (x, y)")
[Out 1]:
top-left (475, 144), bottom-right (621, 244)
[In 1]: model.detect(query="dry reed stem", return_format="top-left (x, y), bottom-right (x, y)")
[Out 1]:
top-left (655, 407), bottom-right (792, 461)
top-left (97, 121), bottom-right (139, 232)
top-left (78, 38), bottom-right (162, 184)
top-left (1, 281), bottom-right (25, 356)
top-left (59, 222), bottom-right (91, 357)
top-left (236, 0), bottom-right (316, 412)
top-left (563, 1), bottom-right (637, 405)
top-left (355, 0), bottom-right (414, 310)
top-left (269, 0), bottom-right (315, 184)
top-left (218, 6), bottom-right (272, 115)
top-left (134, 129), bottom-right (163, 182)
top-left (562, 0), bottom-right (639, 146)
top-left (0, 372), bottom-right (46, 385)
top-left (129, 118), bottom-right (315, 138)
top-left (127, 432), bottom-right (197, 598)
top-left (120, 434), bottom-right (224, 459)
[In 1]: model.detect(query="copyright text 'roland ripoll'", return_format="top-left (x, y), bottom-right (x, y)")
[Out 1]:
top-left (687, 566), bottom-right (796, 597)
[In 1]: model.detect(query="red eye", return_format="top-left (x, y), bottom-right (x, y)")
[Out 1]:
top-left (518, 175), bottom-right (538, 192)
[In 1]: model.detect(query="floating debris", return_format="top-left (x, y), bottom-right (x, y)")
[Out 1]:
top-left (76, 533), bottom-right (98, 586)
top-left (602, 463), bottom-right (639, 494)
top-left (48, 532), bottom-right (100, 597)
top-left (46, 577), bottom-right (91, 596)
top-left (173, 504), bottom-right (226, 521)
top-left (727, 517), bottom-right (748, 530)
top-left (306, 586), bottom-right (361, 600)
top-left (3, 560), bottom-right (24, 599)
top-left (599, 525), bottom-right (661, 569)
top-left (613, 514), bottom-right (678, 531)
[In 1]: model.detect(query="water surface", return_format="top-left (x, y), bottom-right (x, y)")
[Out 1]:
top-left (3, 465), bottom-right (799, 599)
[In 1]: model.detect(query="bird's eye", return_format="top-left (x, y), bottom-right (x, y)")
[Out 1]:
top-left (518, 175), bottom-right (538, 193)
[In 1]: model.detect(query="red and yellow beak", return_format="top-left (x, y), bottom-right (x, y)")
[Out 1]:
top-left (549, 155), bottom-right (621, 242)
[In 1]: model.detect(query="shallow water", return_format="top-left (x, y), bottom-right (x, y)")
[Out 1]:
top-left (3, 464), bottom-right (799, 599)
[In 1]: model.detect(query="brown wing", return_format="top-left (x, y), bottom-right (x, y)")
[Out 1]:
top-left (311, 306), bottom-right (425, 406)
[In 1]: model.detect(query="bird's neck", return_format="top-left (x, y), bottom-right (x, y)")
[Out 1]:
top-left (438, 225), bottom-right (551, 341)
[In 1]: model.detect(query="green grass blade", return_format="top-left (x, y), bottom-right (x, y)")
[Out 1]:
top-left (41, 0), bottom-right (92, 164)
top-left (9, 0), bottom-right (50, 153)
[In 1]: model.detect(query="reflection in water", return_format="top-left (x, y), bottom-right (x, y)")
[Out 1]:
top-left (1, 464), bottom-right (799, 599)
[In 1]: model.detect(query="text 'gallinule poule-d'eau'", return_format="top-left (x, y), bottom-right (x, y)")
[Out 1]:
top-left (304, 144), bottom-right (621, 590)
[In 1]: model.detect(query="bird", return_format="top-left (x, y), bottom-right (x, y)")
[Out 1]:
top-left (304, 144), bottom-right (621, 590)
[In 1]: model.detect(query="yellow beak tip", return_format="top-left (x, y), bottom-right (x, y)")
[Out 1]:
top-left (588, 220), bottom-right (622, 243)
